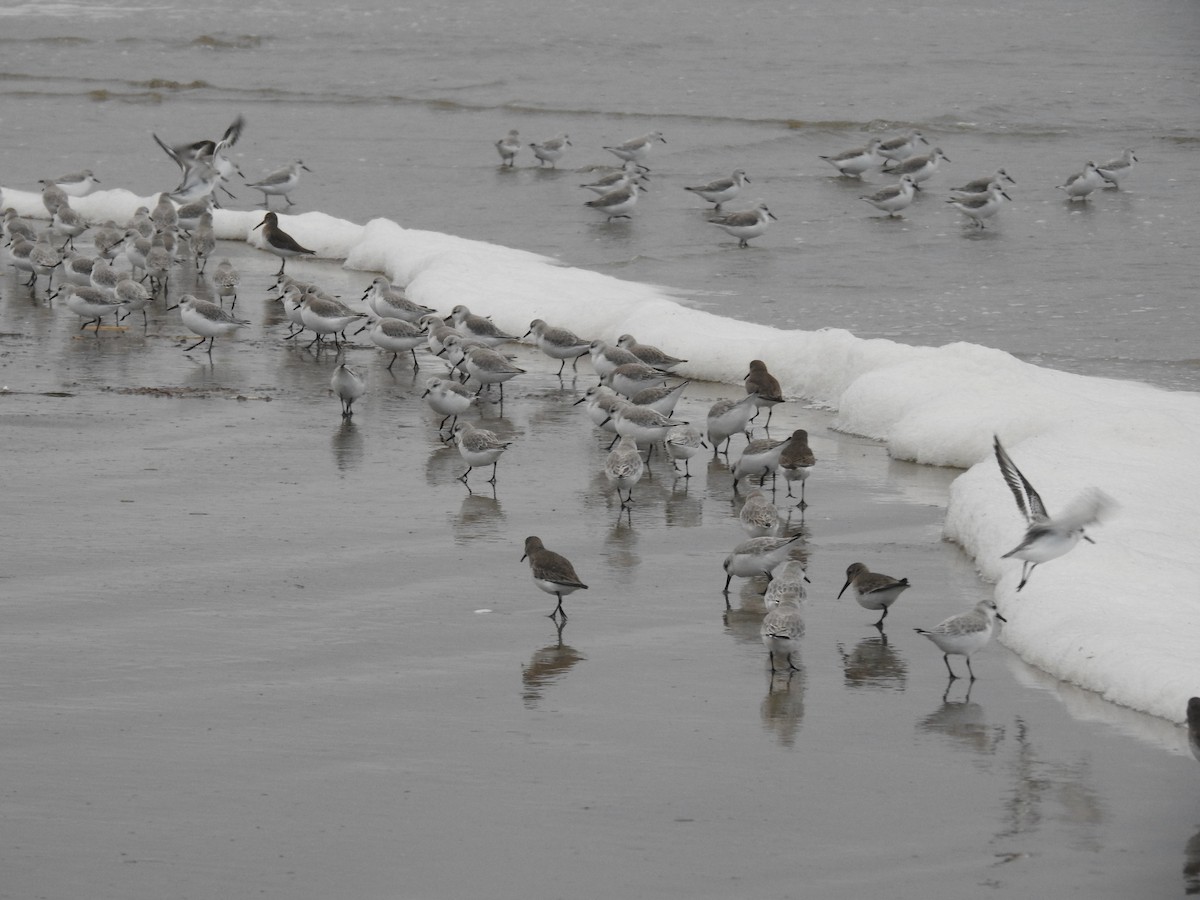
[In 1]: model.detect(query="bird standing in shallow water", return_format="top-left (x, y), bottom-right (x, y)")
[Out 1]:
top-left (744, 359), bottom-right (784, 427)
top-left (253, 212), bottom-right (316, 276)
top-left (915, 598), bottom-right (1006, 681)
top-left (246, 159), bottom-right (311, 208)
top-left (710, 201), bottom-right (776, 247)
top-left (521, 536), bottom-right (588, 621)
top-left (838, 562), bottom-right (910, 628)
top-left (331, 364), bottom-right (365, 419)
top-left (452, 421), bottom-right (511, 484)
top-left (173, 294), bottom-right (250, 354)
top-left (778, 429), bottom-right (816, 506)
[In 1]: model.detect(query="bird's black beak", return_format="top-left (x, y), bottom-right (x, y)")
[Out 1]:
top-left (836, 581), bottom-right (850, 599)
top-left (996, 613), bottom-right (1008, 623)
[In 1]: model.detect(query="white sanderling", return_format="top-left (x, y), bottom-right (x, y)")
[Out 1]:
top-left (521, 536), bottom-right (589, 620)
top-left (609, 402), bottom-right (684, 447)
top-left (585, 181), bottom-right (643, 222)
top-left (604, 435), bottom-right (645, 507)
top-left (452, 421), bottom-right (511, 484)
top-left (419, 314), bottom-right (463, 357)
top-left (299, 293), bottom-right (365, 349)
top-left (819, 138), bottom-right (883, 177)
top-left (588, 339), bottom-right (641, 381)
top-left (914, 598), bottom-right (1006, 681)
top-left (114, 275), bottom-right (153, 327)
top-left (126, 206), bottom-right (154, 239)
top-left (1056, 161), bottom-right (1106, 201)
top-left (495, 129), bottom-right (521, 167)
top-left (253, 212), bottom-right (316, 276)
top-left (190, 211), bottom-right (217, 273)
top-left (1097, 148), bottom-right (1137, 189)
top-left (362, 276), bottom-right (433, 323)
top-left (579, 162), bottom-right (648, 195)
top-left (665, 426), bottom-right (707, 477)
top-left (169, 159), bottom-right (221, 205)
top-left (143, 236), bottom-right (172, 295)
top-left (173, 294), bottom-right (250, 353)
top-left (530, 133), bottom-right (571, 168)
top-left (246, 159), bottom-right (311, 208)
top-left (760, 592), bottom-right (805, 672)
top-left (447, 304), bottom-right (518, 346)
top-left (838, 562), bottom-right (911, 628)
top-left (3, 208), bottom-right (37, 245)
top-left (763, 560), bottom-right (810, 610)
top-left (629, 380), bottom-right (688, 417)
top-left (616, 333), bottom-right (686, 371)
top-left (710, 200), bottom-right (776, 248)
top-left (683, 169), bottom-right (749, 212)
top-left (8, 236), bottom-right (37, 285)
top-left (525, 319), bottom-right (592, 375)
top-left (463, 346), bottom-right (525, 398)
top-left (29, 231), bottom-right (62, 293)
top-left (739, 487), bottom-right (780, 537)
top-left (421, 376), bottom-right (476, 431)
top-left (91, 220), bottom-right (125, 259)
top-left (212, 258), bottom-right (241, 308)
top-left (947, 183), bottom-right (1011, 229)
top-left (62, 250), bottom-right (97, 287)
top-left (439, 334), bottom-right (494, 377)
top-left (883, 147), bottom-right (950, 184)
top-left (731, 437), bottom-right (788, 491)
top-left (50, 206), bottom-right (88, 249)
top-left (60, 284), bottom-right (121, 332)
top-left (39, 180), bottom-right (69, 215)
top-left (48, 169), bottom-right (99, 197)
top-left (574, 384), bottom-right (623, 434)
top-left (707, 392), bottom-right (759, 456)
top-left (607, 361), bottom-right (668, 398)
top-left (331, 363), bottom-right (366, 418)
top-left (366, 317), bottom-right (427, 370)
top-left (275, 284), bottom-right (309, 338)
top-left (722, 534), bottom-right (803, 594)
top-left (150, 192), bottom-right (178, 232)
top-left (951, 168), bottom-right (1016, 194)
top-left (154, 114), bottom-right (245, 201)
top-left (89, 258), bottom-right (120, 298)
top-left (603, 131), bottom-right (666, 164)
top-left (860, 175), bottom-right (918, 217)
top-left (175, 196), bottom-right (211, 233)
top-left (877, 130), bottom-right (929, 162)
top-left (993, 434), bottom-right (1116, 591)
top-left (778, 429), bottom-right (816, 506)
top-left (744, 359), bottom-right (785, 426)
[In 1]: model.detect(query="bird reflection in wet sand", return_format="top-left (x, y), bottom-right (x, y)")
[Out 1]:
top-left (452, 492), bottom-right (504, 543)
top-left (330, 420), bottom-right (363, 473)
top-left (521, 619), bottom-right (585, 709)
top-left (837, 632), bottom-right (908, 691)
top-left (761, 665), bottom-right (806, 747)
top-left (917, 685), bottom-right (1006, 755)
top-left (1184, 826), bottom-right (1200, 895)
top-left (1188, 697), bottom-right (1200, 763)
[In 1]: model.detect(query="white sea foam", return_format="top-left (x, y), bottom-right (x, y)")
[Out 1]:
top-left (6, 187), bottom-right (1199, 723)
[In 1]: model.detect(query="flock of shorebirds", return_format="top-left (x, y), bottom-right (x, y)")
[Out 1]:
top-left (1, 117), bottom-right (1115, 684)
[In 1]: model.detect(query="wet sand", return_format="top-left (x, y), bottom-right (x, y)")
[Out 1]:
top-left (2, 245), bottom-right (1197, 899)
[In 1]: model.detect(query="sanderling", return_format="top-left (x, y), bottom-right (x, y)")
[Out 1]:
top-left (447, 304), bottom-right (518, 346)
top-left (731, 437), bottom-right (788, 491)
top-left (914, 598), bottom-right (1006, 681)
top-left (947, 182), bottom-right (1011, 229)
top-left (722, 534), bottom-right (803, 594)
top-left (739, 487), bottom-right (780, 537)
top-left (62, 250), bottom-right (97, 288)
top-left (585, 181), bottom-right (643, 222)
top-left (573, 384), bottom-right (623, 434)
top-left (683, 169), bottom-right (749, 211)
top-left (89, 258), bottom-right (120, 298)
top-left (744, 359), bottom-right (784, 426)
top-left (452, 421), bottom-right (511, 484)
top-left (253, 212), bottom-right (316, 275)
top-left (463, 346), bottom-right (525, 398)
top-left (246, 160), bottom-right (311, 208)
top-left (521, 536), bottom-right (589, 620)
top-left (39, 180), bottom-right (68, 215)
top-left (149, 192), bottom-right (177, 232)
top-left (169, 159), bottom-right (222, 205)
top-left (365, 317), bottom-right (426, 370)
top-left (838, 562), bottom-right (910, 627)
top-left (421, 376), bottom-right (476, 431)
top-left (993, 434), bottom-right (1116, 591)
top-left (665, 426), bottom-right (707, 477)
top-left (47, 169), bottom-right (100, 197)
top-left (860, 175), bottom-right (918, 217)
top-left (299, 293), bottom-right (365, 349)
top-left (579, 162), bottom-right (648, 195)
top-left (173, 294), bottom-right (250, 353)
top-left (114, 275), bottom-right (153, 327)
top-left (778, 429), bottom-right (816, 505)
top-left (525, 319), bottom-right (592, 375)
top-left (1056, 162), bottom-right (1106, 201)
top-left (604, 435), bottom-right (645, 507)
top-left (60, 285), bottom-right (121, 333)
top-left (616, 334), bottom-right (686, 371)
top-left (1097, 148), bottom-right (1137, 189)
top-left (419, 314), bottom-right (463, 357)
top-left (212, 258), bottom-right (240, 308)
top-left (50, 206), bottom-right (88, 249)
top-left (29, 231), bottom-right (62, 293)
top-left (819, 138), bottom-right (883, 177)
top-left (883, 147), bottom-right (950, 184)
top-left (154, 114), bottom-right (245, 201)
top-left (630, 380), bottom-right (688, 417)
top-left (143, 237), bottom-right (173, 294)
top-left (495, 129), bottom-right (521, 167)
top-left (126, 206), bottom-right (154, 239)
top-left (603, 131), bottom-right (666, 164)
top-left (877, 130), bottom-right (929, 162)
top-left (91, 220), bottom-right (125, 259)
top-left (331, 363), bottom-right (366, 418)
top-left (191, 212), bottom-right (216, 273)
top-left (607, 362), bottom-right (669, 399)
top-left (609, 402), bottom-right (684, 447)
top-left (760, 592), bottom-right (805, 672)
top-left (175, 196), bottom-right (211, 233)
top-left (3, 208), bottom-right (37, 245)
top-left (588, 339), bottom-right (641, 381)
top-left (763, 560), bottom-right (809, 610)
top-left (362, 276), bottom-right (434, 323)
top-left (8, 236), bottom-right (36, 284)
top-left (951, 168), bottom-right (1016, 194)
top-left (530, 133), bottom-right (571, 168)
top-left (707, 392), bottom-right (759, 457)
top-left (710, 200), bottom-right (776, 248)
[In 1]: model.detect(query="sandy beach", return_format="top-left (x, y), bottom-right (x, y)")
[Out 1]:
top-left (2, 243), bottom-right (1197, 899)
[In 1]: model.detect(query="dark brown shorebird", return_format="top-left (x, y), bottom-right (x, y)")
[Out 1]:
top-left (521, 536), bottom-right (589, 621)
top-left (778, 429), bottom-right (816, 506)
top-left (744, 359), bottom-right (785, 427)
top-left (838, 562), bottom-right (910, 628)
top-left (253, 212), bottom-right (315, 276)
